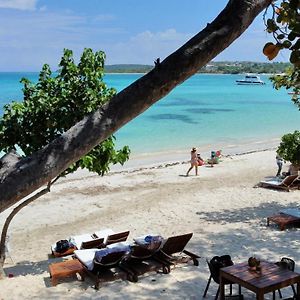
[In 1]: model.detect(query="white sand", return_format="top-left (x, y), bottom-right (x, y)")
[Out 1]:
top-left (0, 148), bottom-right (299, 300)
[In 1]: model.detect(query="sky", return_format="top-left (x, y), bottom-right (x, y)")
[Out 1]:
top-left (0, 0), bottom-right (290, 71)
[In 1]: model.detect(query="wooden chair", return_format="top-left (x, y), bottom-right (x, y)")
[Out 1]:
top-left (259, 175), bottom-right (298, 192)
top-left (74, 244), bottom-right (130, 290)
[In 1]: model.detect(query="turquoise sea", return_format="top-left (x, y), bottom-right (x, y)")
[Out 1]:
top-left (0, 73), bottom-right (299, 158)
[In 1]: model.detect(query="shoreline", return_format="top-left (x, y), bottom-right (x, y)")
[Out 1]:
top-left (107, 137), bottom-right (280, 173)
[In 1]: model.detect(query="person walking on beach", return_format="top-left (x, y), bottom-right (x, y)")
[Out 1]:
top-left (276, 154), bottom-right (283, 177)
top-left (186, 147), bottom-right (198, 176)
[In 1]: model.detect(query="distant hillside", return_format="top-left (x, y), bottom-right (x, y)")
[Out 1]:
top-left (105, 64), bottom-right (153, 73)
top-left (105, 61), bottom-right (291, 74)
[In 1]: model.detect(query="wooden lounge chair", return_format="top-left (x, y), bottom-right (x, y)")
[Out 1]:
top-left (51, 229), bottom-right (128, 257)
top-left (154, 232), bottom-right (200, 272)
top-left (267, 208), bottom-right (300, 230)
top-left (74, 242), bottom-right (130, 289)
top-left (119, 236), bottom-right (167, 282)
top-left (259, 175), bottom-right (298, 192)
top-left (290, 176), bottom-right (300, 190)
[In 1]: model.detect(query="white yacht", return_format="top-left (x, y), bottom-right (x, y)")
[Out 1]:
top-left (236, 74), bottom-right (265, 85)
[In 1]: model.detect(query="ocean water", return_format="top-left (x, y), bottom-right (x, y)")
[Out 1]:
top-left (0, 72), bottom-right (299, 158)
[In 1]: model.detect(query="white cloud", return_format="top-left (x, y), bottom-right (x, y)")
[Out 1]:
top-left (105, 29), bottom-right (192, 65)
top-left (0, 0), bottom-right (38, 10)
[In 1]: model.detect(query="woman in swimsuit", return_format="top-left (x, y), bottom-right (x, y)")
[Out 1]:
top-left (186, 147), bottom-right (198, 176)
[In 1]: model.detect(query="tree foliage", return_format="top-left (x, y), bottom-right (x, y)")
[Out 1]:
top-left (277, 130), bottom-right (300, 164)
top-left (0, 48), bottom-right (130, 176)
top-left (263, 0), bottom-right (300, 109)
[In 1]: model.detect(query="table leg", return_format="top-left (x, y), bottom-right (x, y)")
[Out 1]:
top-left (219, 276), bottom-right (225, 300)
top-left (256, 291), bottom-right (264, 300)
top-left (296, 282), bottom-right (300, 300)
top-left (51, 275), bottom-right (58, 286)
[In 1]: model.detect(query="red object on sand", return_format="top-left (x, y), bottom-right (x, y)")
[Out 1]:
top-left (8, 273), bottom-right (14, 278)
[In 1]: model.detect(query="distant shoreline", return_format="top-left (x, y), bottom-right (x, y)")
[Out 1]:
top-left (0, 61), bottom-right (291, 74)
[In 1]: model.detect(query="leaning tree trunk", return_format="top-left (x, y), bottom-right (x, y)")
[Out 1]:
top-left (0, 178), bottom-right (59, 277)
top-left (0, 0), bottom-right (271, 213)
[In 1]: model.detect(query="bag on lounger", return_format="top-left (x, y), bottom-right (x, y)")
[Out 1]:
top-left (56, 239), bottom-right (70, 253)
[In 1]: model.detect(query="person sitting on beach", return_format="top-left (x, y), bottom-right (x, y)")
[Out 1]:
top-left (207, 151), bottom-right (217, 167)
top-left (282, 163), bottom-right (300, 177)
top-left (186, 147), bottom-right (198, 176)
top-left (197, 153), bottom-right (205, 166)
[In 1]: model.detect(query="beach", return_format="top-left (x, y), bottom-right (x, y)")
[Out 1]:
top-left (0, 147), bottom-right (299, 300)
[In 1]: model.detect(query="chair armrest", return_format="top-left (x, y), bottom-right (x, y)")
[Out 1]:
top-left (183, 250), bottom-right (200, 259)
top-left (183, 250), bottom-right (200, 266)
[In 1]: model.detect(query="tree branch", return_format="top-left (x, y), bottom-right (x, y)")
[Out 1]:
top-left (0, 0), bottom-right (271, 213)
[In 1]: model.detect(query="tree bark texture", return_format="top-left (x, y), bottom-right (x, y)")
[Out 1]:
top-left (0, 0), bottom-right (271, 213)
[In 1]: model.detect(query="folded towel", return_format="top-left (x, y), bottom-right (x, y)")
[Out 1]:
top-left (134, 234), bottom-right (163, 251)
top-left (94, 242), bottom-right (131, 263)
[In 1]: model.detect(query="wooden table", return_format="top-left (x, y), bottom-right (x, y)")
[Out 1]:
top-left (219, 261), bottom-right (300, 300)
top-left (49, 259), bottom-right (85, 286)
top-left (267, 213), bottom-right (300, 231)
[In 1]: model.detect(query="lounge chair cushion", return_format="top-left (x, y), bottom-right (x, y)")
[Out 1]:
top-left (69, 234), bottom-right (94, 249)
top-left (74, 248), bottom-right (98, 270)
top-left (106, 241), bottom-right (131, 251)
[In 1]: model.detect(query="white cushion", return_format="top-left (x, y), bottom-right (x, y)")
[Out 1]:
top-left (69, 234), bottom-right (93, 249)
top-left (74, 249), bottom-right (98, 271)
top-left (106, 241), bottom-right (131, 252)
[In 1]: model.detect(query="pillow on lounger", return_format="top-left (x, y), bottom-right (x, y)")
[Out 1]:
top-left (134, 234), bottom-right (164, 251)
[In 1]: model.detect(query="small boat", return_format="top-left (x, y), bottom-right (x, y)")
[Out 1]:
top-left (236, 74), bottom-right (265, 85)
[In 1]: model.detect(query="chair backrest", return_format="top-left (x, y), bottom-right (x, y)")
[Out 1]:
top-left (106, 231), bottom-right (130, 245)
top-left (81, 238), bottom-right (104, 249)
top-left (282, 175), bottom-right (298, 186)
top-left (130, 245), bottom-right (155, 260)
top-left (208, 255), bottom-right (234, 284)
top-left (160, 233), bottom-right (193, 255)
top-left (281, 257), bottom-right (295, 271)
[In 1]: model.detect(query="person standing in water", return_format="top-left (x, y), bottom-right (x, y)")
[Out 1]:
top-left (186, 147), bottom-right (198, 176)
